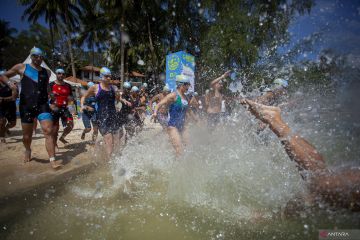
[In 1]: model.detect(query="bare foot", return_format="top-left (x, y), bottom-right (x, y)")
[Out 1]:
top-left (50, 160), bottom-right (63, 169)
top-left (59, 137), bottom-right (69, 145)
top-left (24, 149), bottom-right (31, 163)
top-left (243, 99), bottom-right (281, 125)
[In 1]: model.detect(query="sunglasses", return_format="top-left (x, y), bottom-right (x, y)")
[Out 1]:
top-left (56, 72), bottom-right (65, 75)
top-left (104, 75), bottom-right (112, 78)
top-left (32, 54), bottom-right (43, 59)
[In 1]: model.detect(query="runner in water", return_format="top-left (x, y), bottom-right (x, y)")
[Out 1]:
top-left (149, 85), bottom-right (170, 129)
top-left (117, 81), bottom-right (133, 142)
top-left (153, 75), bottom-right (191, 158)
top-left (80, 82), bottom-right (98, 143)
top-left (0, 72), bottom-right (17, 143)
top-left (205, 71), bottom-right (231, 127)
top-left (128, 86), bottom-right (146, 135)
top-left (3, 47), bottom-right (60, 168)
top-left (81, 67), bottom-right (124, 158)
top-left (49, 68), bottom-right (74, 146)
top-left (241, 99), bottom-right (360, 211)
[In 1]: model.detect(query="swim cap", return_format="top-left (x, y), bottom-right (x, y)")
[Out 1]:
top-left (193, 92), bottom-right (199, 97)
top-left (0, 70), bottom-right (5, 75)
top-left (55, 68), bottom-right (65, 74)
top-left (142, 83), bottom-right (148, 88)
top-left (87, 82), bottom-right (95, 88)
top-left (131, 86), bottom-right (139, 92)
top-left (176, 74), bottom-right (190, 85)
top-left (163, 85), bottom-right (170, 92)
top-left (123, 81), bottom-right (131, 89)
top-left (205, 89), bottom-right (210, 95)
top-left (30, 47), bottom-right (44, 56)
top-left (273, 78), bottom-right (288, 88)
top-left (100, 67), bottom-right (111, 78)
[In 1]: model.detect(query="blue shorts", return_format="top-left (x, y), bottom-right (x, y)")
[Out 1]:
top-left (82, 110), bottom-right (97, 129)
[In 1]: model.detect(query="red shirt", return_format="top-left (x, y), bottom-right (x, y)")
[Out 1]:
top-left (49, 82), bottom-right (73, 108)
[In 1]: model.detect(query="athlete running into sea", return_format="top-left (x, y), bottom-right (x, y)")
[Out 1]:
top-left (153, 75), bottom-right (191, 158)
top-left (81, 67), bottom-right (129, 158)
top-left (3, 47), bottom-right (61, 169)
top-left (241, 99), bottom-right (360, 211)
top-left (49, 68), bottom-right (74, 146)
top-left (80, 82), bottom-right (98, 143)
top-left (149, 85), bottom-right (170, 129)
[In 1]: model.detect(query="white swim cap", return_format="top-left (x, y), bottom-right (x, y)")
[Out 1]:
top-left (55, 68), bottom-right (65, 74)
top-left (163, 85), bottom-right (170, 92)
top-left (176, 74), bottom-right (190, 85)
top-left (273, 78), bottom-right (288, 88)
top-left (100, 67), bottom-right (111, 78)
top-left (87, 82), bottom-right (95, 88)
top-left (131, 86), bottom-right (139, 92)
top-left (123, 81), bottom-right (131, 89)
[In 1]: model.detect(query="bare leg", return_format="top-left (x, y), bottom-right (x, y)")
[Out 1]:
top-left (92, 126), bottom-right (98, 143)
top-left (5, 120), bottom-right (16, 136)
top-left (21, 123), bottom-right (33, 162)
top-left (0, 118), bottom-right (6, 142)
top-left (81, 128), bottom-right (91, 140)
top-left (40, 120), bottom-right (61, 169)
top-left (59, 120), bottom-right (73, 144)
top-left (103, 133), bottom-right (114, 159)
top-left (167, 127), bottom-right (183, 158)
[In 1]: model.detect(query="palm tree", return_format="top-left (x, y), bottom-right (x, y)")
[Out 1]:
top-left (76, 0), bottom-right (108, 78)
top-left (20, 0), bottom-right (81, 76)
top-left (0, 20), bottom-right (17, 68)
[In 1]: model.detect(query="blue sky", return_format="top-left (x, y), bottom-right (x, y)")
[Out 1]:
top-left (1, 0), bottom-right (359, 58)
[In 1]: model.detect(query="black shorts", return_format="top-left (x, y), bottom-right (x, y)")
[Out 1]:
top-left (20, 103), bottom-right (52, 124)
top-left (52, 107), bottom-right (73, 123)
top-left (0, 101), bottom-right (16, 122)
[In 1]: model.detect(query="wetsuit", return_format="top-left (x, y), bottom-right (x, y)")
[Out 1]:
top-left (95, 84), bottom-right (119, 135)
top-left (167, 92), bottom-right (188, 132)
top-left (49, 81), bottom-right (73, 124)
top-left (19, 64), bottom-right (52, 123)
top-left (82, 96), bottom-right (97, 129)
top-left (0, 81), bottom-right (16, 123)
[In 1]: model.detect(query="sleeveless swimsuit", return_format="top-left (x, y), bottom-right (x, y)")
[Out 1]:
top-left (19, 64), bottom-right (52, 123)
top-left (167, 92), bottom-right (188, 132)
top-left (95, 84), bottom-right (119, 135)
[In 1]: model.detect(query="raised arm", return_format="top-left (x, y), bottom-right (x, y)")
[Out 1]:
top-left (210, 70), bottom-right (231, 86)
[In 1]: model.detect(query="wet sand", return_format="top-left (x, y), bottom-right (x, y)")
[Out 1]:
top-left (0, 118), bottom-right (96, 199)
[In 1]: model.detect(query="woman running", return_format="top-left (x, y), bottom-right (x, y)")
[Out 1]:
top-left (80, 82), bottom-right (98, 143)
top-left (81, 67), bottom-right (120, 158)
top-left (153, 75), bottom-right (191, 157)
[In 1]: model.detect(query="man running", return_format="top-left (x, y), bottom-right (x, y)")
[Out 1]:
top-left (81, 67), bottom-right (129, 158)
top-left (80, 82), bottom-right (98, 143)
top-left (205, 71), bottom-right (231, 127)
top-left (49, 68), bottom-right (74, 145)
top-left (149, 85), bottom-right (170, 129)
top-left (3, 47), bottom-right (60, 168)
top-left (241, 99), bottom-right (360, 211)
top-left (0, 73), bottom-right (17, 143)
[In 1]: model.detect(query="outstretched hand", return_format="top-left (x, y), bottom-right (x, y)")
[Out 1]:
top-left (222, 70), bottom-right (231, 78)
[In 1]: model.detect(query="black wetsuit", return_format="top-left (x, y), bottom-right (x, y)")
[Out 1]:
top-left (19, 64), bottom-right (51, 123)
top-left (0, 82), bottom-right (16, 122)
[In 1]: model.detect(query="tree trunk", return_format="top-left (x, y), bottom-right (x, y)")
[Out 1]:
top-left (49, 21), bottom-right (55, 69)
top-left (65, 14), bottom-right (76, 77)
top-left (147, 19), bottom-right (159, 84)
top-left (120, 16), bottom-right (125, 90)
top-left (91, 43), bottom-right (95, 81)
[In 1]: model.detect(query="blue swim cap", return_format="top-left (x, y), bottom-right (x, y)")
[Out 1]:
top-left (30, 47), bottom-right (44, 57)
top-left (100, 67), bottom-right (111, 78)
top-left (87, 82), bottom-right (95, 88)
top-left (55, 68), bottom-right (65, 74)
top-left (123, 81), bottom-right (131, 89)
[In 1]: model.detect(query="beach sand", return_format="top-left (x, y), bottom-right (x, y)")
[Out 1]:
top-left (0, 118), bottom-right (96, 199)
